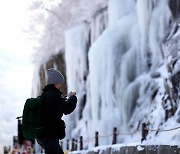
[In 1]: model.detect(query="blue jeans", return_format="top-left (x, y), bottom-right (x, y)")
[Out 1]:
top-left (36, 137), bottom-right (64, 154)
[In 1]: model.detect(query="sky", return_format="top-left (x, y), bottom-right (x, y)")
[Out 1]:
top-left (0, 0), bottom-right (34, 147)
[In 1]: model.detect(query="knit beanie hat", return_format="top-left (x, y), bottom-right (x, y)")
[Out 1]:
top-left (46, 68), bottom-right (65, 85)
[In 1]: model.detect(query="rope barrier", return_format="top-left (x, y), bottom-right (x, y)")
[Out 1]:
top-left (68, 130), bottom-right (141, 145)
top-left (68, 126), bottom-right (180, 145)
top-left (70, 136), bottom-right (95, 144)
top-left (83, 137), bottom-right (95, 143)
top-left (116, 129), bottom-right (142, 135)
top-left (65, 125), bottom-right (180, 152)
top-left (98, 133), bottom-right (113, 138)
top-left (146, 126), bottom-right (180, 132)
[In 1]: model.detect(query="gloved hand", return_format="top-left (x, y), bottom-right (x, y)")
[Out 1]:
top-left (67, 92), bottom-right (76, 97)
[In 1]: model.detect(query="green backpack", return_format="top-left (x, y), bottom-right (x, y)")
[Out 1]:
top-left (22, 92), bottom-right (49, 139)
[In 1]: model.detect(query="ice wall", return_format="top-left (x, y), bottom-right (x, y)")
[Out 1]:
top-left (89, 13), bottom-right (137, 130)
top-left (64, 7), bottom-right (109, 144)
top-left (65, 0), bottom-right (180, 145)
top-left (64, 23), bottom-right (89, 138)
top-left (108, 0), bottom-right (135, 26)
top-left (31, 0), bottom-right (180, 148)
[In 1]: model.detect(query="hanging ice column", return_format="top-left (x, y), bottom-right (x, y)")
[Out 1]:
top-left (148, 0), bottom-right (171, 69)
top-left (88, 0), bottom-right (171, 132)
top-left (88, 0), bottom-right (138, 132)
top-left (64, 23), bottom-right (89, 138)
top-left (64, 7), bottom-right (109, 139)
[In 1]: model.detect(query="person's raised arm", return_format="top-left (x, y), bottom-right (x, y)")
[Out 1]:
top-left (63, 95), bottom-right (77, 115)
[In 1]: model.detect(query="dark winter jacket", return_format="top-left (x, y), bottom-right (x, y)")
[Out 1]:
top-left (40, 84), bottom-right (77, 139)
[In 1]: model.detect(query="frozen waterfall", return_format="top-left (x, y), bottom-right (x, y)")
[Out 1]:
top-left (63, 0), bottom-right (179, 145)
top-left (30, 0), bottom-right (180, 148)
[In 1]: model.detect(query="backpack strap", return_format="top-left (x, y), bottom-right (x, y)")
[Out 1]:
top-left (41, 91), bottom-right (51, 97)
top-left (40, 91), bottom-right (51, 103)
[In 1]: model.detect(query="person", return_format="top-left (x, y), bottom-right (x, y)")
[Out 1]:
top-left (36, 68), bottom-right (77, 154)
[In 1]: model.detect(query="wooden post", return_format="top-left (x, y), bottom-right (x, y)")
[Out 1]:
top-left (71, 138), bottom-right (75, 151)
top-left (75, 139), bottom-right (78, 151)
top-left (141, 123), bottom-right (148, 142)
top-left (80, 136), bottom-right (83, 150)
top-left (66, 139), bottom-right (69, 150)
top-left (112, 127), bottom-right (117, 144)
top-left (95, 131), bottom-right (99, 147)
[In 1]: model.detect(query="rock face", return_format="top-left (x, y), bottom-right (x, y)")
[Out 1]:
top-left (168, 0), bottom-right (180, 20)
top-left (37, 51), bottom-right (67, 95)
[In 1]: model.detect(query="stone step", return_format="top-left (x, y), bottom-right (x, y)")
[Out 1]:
top-left (70, 145), bottom-right (180, 154)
